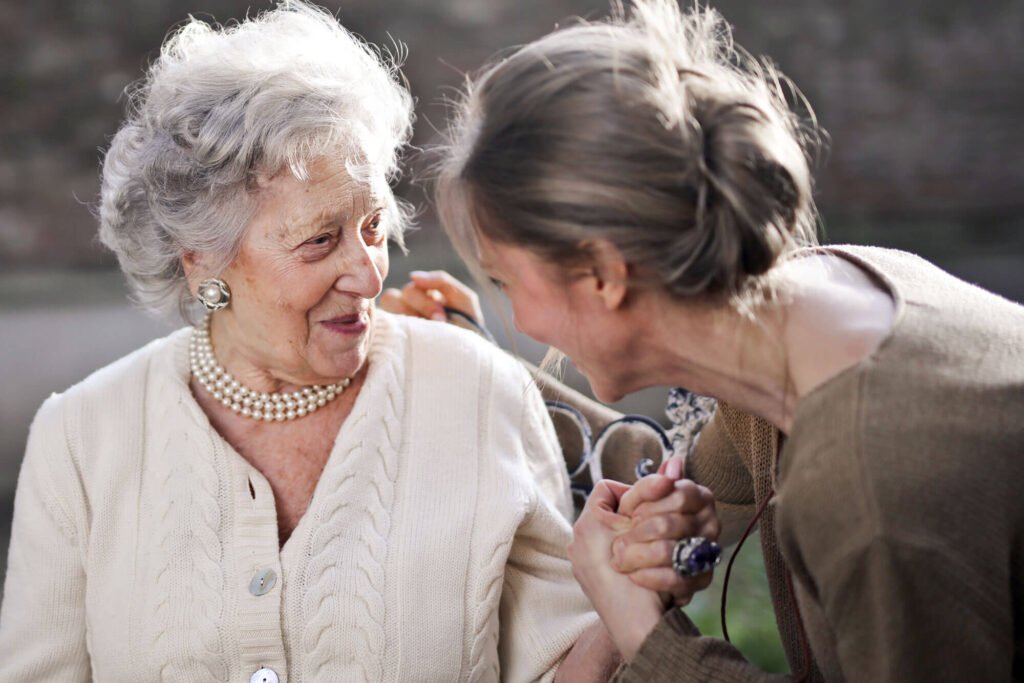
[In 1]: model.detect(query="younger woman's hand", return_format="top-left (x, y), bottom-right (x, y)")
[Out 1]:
top-left (612, 466), bottom-right (721, 607)
top-left (380, 270), bottom-right (485, 325)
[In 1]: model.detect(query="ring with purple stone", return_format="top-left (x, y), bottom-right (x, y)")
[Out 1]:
top-left (672, 536), bottom-right (722, 578)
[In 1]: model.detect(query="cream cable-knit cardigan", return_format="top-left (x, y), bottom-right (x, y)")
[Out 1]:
top-left (0, 311), bottom-right (598, 682)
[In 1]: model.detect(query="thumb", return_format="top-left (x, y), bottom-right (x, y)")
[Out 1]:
top-left (587, 480), bottom-right (633, 531)
top-left (410, 270), bottom-right (481, 318)
top-left (410, 270), bottom-right (459, 299)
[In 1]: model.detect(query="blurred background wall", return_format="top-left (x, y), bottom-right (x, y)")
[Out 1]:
top-left (1, 0), bottom-right (1021, 668)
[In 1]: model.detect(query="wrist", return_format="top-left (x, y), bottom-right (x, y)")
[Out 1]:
top-left (599, 593), bottom-right (664, 663)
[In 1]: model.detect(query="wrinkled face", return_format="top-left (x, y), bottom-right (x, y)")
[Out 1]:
top-left (476, 235), bottom-right (633, 402)
top-left (206, 156), bottom-right (391, 386)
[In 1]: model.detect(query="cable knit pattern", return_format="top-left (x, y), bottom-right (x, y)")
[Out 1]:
top-left (150, 422), bottom-right (227, 681)
top-left (468, 534), bottom-right (515, 682)
top-left (0, 311), bottom-right (597, 682)
top-left (299, 318), bottom-right (405, 680)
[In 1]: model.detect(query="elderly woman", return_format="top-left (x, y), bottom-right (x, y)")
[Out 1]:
top-left (385, 0), bottom-right (1024, 680)
top-left (0, 3), bottom-right (640, 680)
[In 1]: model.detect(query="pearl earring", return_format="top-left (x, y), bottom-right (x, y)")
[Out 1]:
top-left (197, 278), bottom-right (231, 312)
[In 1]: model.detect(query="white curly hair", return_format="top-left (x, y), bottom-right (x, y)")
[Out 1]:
top-left (98, 0), bottom-right (414, 319)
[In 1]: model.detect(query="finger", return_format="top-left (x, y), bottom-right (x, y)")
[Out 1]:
top-left (628, 567), bottom-right (714, 597)
top-left (379, 289), bottom-right (421, 318)
top-left (695, 483), bottom-right (715, 506)
top-left (410, 270), bottom-right (483, 320)
top-left (632, 480), bottom-right (708, 520)
top-left (378, 288), bottom-right (404, 314)
top-left (696, 506), bottom-right (722, 542)
top-left (618, 512), bottom-right (702, 545)
top-left (400, 282), bottom-right (447, 321)
top-left (617, 475), bottom-right (676, 518)
top-left (610, 538), bottom-right (675, 574)
top-left (657, 455), bottom-right (684, 480)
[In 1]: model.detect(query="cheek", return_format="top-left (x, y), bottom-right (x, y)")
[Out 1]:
top-left (272, 262), bottom-right (332, 311)
top-left (510, 292), bottom-right (562, 345)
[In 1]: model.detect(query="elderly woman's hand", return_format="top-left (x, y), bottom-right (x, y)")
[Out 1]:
top-left (380, 270), bottom-right (485, 324)
top-left (568, 480), bottom-right (667, 662)
top-left (612, 458), bottom-right (721, 607)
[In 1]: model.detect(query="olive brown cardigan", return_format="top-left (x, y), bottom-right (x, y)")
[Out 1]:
top-left (617, 246), bottom-right (1024, 682)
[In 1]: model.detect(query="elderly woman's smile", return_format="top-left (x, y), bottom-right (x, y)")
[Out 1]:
top-left (192, 156), bottom-right (390, 395)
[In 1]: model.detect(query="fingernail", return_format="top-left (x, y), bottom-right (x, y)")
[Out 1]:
top-left (411, 270), bottom-right (428, 278)
top-left (667, 458), bottom-right (682, 480)
top-left (612, 518), bottom-right (632, 533)
top-left (431, 311), bottom-right (447, 321)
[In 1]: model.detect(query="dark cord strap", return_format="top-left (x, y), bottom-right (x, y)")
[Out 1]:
top-left (720, 492), bottom-right (773, 643)
top-left (719, 489), bottom-right (812, 683)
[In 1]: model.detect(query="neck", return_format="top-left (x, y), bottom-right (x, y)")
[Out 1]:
top-left (636, 295), bottom-right (798, 432)
top-left (621, 253), bottom-right (895, 434)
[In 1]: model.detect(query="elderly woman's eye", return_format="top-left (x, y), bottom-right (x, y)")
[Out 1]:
top-left (489, 277), bottom-right (505, 291)
top-left (305, 234), bottom-right (333, 247)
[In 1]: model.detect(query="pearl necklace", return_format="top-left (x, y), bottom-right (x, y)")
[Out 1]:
top-left (189, 317), bottom-right (351, 422)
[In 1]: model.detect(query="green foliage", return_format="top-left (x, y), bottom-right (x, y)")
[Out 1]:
top-left (684, 532), bottom-right (789, 674)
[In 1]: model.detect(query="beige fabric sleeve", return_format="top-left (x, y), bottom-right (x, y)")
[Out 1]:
top-left (0, 396), bottom-right (92, 682)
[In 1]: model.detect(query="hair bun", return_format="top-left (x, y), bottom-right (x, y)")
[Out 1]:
top-left (687, 96), bottom-right (810, 291)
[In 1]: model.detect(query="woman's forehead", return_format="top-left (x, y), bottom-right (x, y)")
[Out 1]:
top-left (266, 158), bottom-right (383, 207)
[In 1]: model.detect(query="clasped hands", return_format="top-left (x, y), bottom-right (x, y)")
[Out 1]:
top-left (569, 460), bottom-right (720, 661)
top-left (381, 271), bottom-right (722, 661)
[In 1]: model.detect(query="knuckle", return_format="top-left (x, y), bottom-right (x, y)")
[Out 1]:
top-left (650, 516), bottom-right (670, 537)
top-left (679, 516), bottom-right (699, 537)
top-left (676, 479), bottom-right (699, 495)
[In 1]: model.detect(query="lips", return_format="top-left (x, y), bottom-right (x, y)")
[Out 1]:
top-left (326, 313), bottom-right (362, 325)
top-left (321, 310), bottom-right (370, 335)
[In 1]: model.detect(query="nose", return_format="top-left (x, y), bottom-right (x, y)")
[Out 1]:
top-left (332, 238), bottom-right (384, 300)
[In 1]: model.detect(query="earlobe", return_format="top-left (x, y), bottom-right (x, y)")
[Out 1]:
top-left (589, 240), bottom-right (629, 311)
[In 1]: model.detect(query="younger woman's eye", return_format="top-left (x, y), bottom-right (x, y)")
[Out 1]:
top-left (488, 277), bottom-right (505, 291)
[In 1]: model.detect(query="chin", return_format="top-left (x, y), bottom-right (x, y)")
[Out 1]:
top-left (582, 371), bottom-right (628, 405)
top-left (311, 322), bottom-right (373, 381)
top-left (591, 384), bottom-right (627, 404)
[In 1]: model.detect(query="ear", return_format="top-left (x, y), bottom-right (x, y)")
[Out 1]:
top-left (181, 251), bottom-right (202, 297)
top-left (588, 239), bottom-right (629, 311)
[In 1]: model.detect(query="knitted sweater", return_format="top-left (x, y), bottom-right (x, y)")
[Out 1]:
top-left (617, 246), bottom-right (1024, 682)
top-left (0, 311), bottom-right (598, 682)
